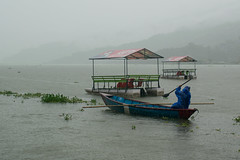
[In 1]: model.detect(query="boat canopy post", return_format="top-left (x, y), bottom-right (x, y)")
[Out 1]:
top-left (162, 61), bottom-right (165, 77)
top-left (157, 58), bottom-right (160, 88)
top-left (123, 59), bottom-right (126, 76)
top-left (92, 59), bottom-right (95, 89)
top-left (92, 59), bottom-right (95, 77)
top-left (126, 58), bottom-right (128, 76)
top-left (194, 62), bottom-right (197, 76)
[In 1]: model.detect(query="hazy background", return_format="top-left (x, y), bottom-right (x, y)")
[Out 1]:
top-left (1, 0), bottom-right (240, 64)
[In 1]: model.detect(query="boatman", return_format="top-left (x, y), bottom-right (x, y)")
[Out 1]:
top-left (171, 86), bottom-right (191, 109)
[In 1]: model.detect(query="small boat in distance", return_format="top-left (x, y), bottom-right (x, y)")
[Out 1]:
top-left (100, 93), bottom-right (198, 119)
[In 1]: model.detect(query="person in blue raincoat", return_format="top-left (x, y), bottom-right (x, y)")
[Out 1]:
top-left (171, 86), bottom-right (191, 109)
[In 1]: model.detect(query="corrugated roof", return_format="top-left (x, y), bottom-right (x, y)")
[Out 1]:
top-left (89, 48), bottom-right (163, 60)
top-left (164, 56), bottom-right (197, 62)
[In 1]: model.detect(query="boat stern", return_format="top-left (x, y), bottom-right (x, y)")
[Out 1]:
top-left (179, 108), bottom-right (198, 119)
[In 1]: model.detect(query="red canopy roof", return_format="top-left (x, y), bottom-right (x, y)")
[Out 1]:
top-left (164, 56), bottom-right (197, 62)
top-left (90, 48), bottom-right (163, 60)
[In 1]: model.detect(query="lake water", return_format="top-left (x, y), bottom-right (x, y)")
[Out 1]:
top-left (0, 64), bottom-right (239, 160)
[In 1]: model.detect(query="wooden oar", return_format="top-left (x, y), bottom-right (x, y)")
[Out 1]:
top-left (158, 102), bottom-right (214, 105)
top-left (162, 77), bottom-right (192, 98)
top-left (83, 102), bottom-right (214, 108)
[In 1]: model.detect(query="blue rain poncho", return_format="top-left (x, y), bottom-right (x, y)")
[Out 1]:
top-left (171, 86), bottom-right (191, 109)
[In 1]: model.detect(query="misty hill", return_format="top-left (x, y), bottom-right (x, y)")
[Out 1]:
top-left (157, 40), bottom-right (240, 64)
top-left (2, 21), bottom-right (240, 64)
top-left (1, 42), bottom-right (81, 65)
top-left (120, 21), bottom-right (240, 50)
top-left (53, 21), bottom-right (240, 64)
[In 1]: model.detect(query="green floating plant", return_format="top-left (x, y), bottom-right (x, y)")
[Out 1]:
top-left (0, 90), bottom-right (98, 105)
top-left (41, 94), bottom-right (96, 104)
top-left (64, 113), bottom-right (72, 121)
top-left (161, 116), bottom-right (169, 120)
top-left (132, 125), bottom-right (136, 130)
top-left (90, 99), bottom-right (97, 105)
top-left (0, 90), bottom-right (18, 96)
top-left (0, 90), bottom-right (43, 99)
top-left (80, 108), bottom-right (84, 112)
top-left (16, 93), bottom-right (43, 99)
top-left (215, 128), bottom-right (221, 132)
top-left (233, 116), bottom-right (240, 123)
top-left (177, 121), bottom-right (190, 127)
top-left (41, 94), bottom-right (71, 103)
top-left (59, 113), bottom-right (72, 120)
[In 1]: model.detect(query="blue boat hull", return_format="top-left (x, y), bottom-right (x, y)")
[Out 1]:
top-left (100, 93), bottom-right (197, 119)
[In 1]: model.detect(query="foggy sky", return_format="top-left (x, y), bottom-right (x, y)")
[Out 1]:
top-left (1, 0), bottom-right (240, 60)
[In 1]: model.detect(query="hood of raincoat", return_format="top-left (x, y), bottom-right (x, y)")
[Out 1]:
top-left (182, 86), bottom-right (190, 93)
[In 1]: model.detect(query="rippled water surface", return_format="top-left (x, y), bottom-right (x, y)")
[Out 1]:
top-left (0, 64), bottom-right (239, 160)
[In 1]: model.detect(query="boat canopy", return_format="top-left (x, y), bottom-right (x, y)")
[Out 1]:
top-left (163, 56), bottom-right (197, 62)
top-left (161, 56), bottom-right (197, 79)
top-left (89, 48), bottom-right (163, 60)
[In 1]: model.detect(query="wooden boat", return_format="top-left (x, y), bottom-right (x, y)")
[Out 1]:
top-left (100, 93), bottom-right (198, 119)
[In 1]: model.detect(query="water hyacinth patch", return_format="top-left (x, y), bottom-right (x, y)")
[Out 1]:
top-left (90, 99), bottom-right (97, 105)
top-left (59, 113), bottom-right (72, 121)
top-left (41, 94), bottom-right (93, 104)
top-left (132, 125), bottom-right (136, 130)
top-left (233, 116), bottom-right (240, 123)
top-left (15, 93), bottom-right (43, 99)
top-left (40, 94), bottom-right (97, 104)
top-left (0, 90), bottom-right (43, 99)
top-left (215, 128), bottom-right (221, 132)
top-left (177, 121), bottom-right (191, 127)
top-left (64, 114), bottom-right (72, 121)
top-left (41, 94), bottom-right (71, 103)
top-left (0, 90), bottom-right (18, 96)
top-left (233, 116), bottom-right (240, 125)
top-left (0, 90), bottom-right (98, 104)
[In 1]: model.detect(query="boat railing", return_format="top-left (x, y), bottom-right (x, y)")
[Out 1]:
top-left (92, 74), bottom-right (160, 90)
top-left (162, 69), bottom-right (196, 79)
